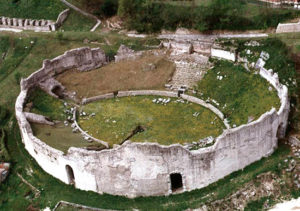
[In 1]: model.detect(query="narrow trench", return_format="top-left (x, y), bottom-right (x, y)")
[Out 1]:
top-left (121, 125), bottom-right (145, 144)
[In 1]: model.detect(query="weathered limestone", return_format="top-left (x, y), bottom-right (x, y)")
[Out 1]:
top-left (276, 21), bottom-right (300, 33)
top-left (168, 53), bottom-right (209, 90)
top-left (259, 0), bottom-right (299, 5)
top-left (0, 9), bottom-right (69, 32)
top-left (114, 45), bottom-right (143, 62)
top-left (55, 9), bottom-right (70, 28)
top-left (22, 47), bottom-right (107, 91)
top-left (211, 44), bottom-right (237, 62)
top-left (24, 112), bottom-right (54, 126)
top-left (15, 47), bottom-right (289, 198)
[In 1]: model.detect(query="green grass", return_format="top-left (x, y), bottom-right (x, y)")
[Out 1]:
top-left (244, 196), bottom-right (272, 211)
top-left (60, 10), bottom-right (96, 32)
top-left (0, 0), bottom-right (96, 32)
top-left (79, 96), bottom-right (224, 146)
top-left (238, 38), bottom-right (297, 95)
top-left (26, 88), bottom-right (66, 121)
top-left (0, 0), bottom-right (66, 20)
top-left (196, 60), bottom-right (280, 127)
top-left (0, 36), bottom-right (35, 83)
top-left (31, 123), bottom-right (105, 153)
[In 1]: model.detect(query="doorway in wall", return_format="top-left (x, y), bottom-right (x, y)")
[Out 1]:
top-left (66, 165), bottom-right (75, 185)
top-left (170, 173), bottom-right (183, 192)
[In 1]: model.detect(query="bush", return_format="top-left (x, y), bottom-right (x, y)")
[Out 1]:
top-left (55, 31), bottom-right (64, 41)
top-left (14, 72), bottom-right (22, 85)
top-left (0, 105), bottom-right (8, 125)
top-left (98, 0), bottom-right (118, 17)
top-left (118, 0), bottom-right (300, 33)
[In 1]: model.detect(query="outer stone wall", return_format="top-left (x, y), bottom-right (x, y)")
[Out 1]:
top-left (15, 48), bottom-right (289, 198)
top-left (0, 9), bottom-right (70, 32)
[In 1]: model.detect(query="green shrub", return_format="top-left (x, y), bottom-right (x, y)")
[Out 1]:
top-left (118, 0), bottom-right (300, 33)
top-left (55, 31), bottom-right (64, 41)
top-left (14, 72), bottom-right (22, 85)
top-left (0, 129), bottom-right (10, 162)
top-left (98, 0), bottom-right (118, 17)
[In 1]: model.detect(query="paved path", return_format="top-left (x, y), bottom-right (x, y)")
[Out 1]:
top-left (60, 0), bottom-right (101, 32)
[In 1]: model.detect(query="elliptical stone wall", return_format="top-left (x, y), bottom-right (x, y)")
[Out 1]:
top-left (15, 47), bottom-right (289, 198)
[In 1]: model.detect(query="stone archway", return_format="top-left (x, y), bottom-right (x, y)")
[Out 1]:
top-left (66, 165), bottom-right (75, 185)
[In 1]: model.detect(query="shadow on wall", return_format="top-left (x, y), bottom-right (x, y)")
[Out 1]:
top-left (66, 165), bottom-right (75, 186)
top-left (170, 173), bottom-right (183, 193)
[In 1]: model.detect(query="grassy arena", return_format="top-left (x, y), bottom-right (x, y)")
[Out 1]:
top-left (78, 96), bottom-right (225, 146)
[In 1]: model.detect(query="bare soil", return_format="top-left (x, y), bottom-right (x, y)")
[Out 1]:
top-left (56, 54), bottom-right (175, 99)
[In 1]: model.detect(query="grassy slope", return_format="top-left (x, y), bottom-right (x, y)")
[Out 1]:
top-left (27, 88), bottom-right (66, 121)
top-left (238, 38), bottom-right (297, 95)
top-left (0, 0), bottom-right (95, 32)
top-left (0, 0), bottom-right (66, 20)
top-left (61, 10), bottom-right (96, 32)
top-left (79, 96), bottom-right (224, 146)
top-left (196, 60), bottom-right (280, 127)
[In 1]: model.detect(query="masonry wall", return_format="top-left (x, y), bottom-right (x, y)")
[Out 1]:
top-left (0, 9), bottom-right (69, 32)
top-left (211, 48), bottom-right (236, 62)
top-left (276, 21), bottom-right (300, 33)
top-left (15, 48), bottom-right (289, 198)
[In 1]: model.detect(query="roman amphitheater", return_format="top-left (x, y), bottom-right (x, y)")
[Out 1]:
top-left (15, 37), bottom-right (289, 198)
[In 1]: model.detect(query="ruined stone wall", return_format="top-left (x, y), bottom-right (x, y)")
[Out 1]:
top-left (15, 49), bottom-right (289, 198)
top-left (259, 0), bottom-right (299, 5)
top-left (162, 40), bottom-right (213, 56)
top-left (22, 47), bottom-right (107, 90)
top-left (211, 48), bottom-right (236, 62)
top-left (0, 9), bottom-right (69, 32)
top-left (276, 22), bottom-right (300, 33)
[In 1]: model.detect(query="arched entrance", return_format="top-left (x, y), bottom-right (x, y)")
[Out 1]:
top-left (170, 173), bottom-right (183, 192)
top-left (66, 165), bottom-right (75, 185)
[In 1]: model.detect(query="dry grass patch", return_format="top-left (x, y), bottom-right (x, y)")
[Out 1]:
top-left (56, 54), bottom-right (175, 99)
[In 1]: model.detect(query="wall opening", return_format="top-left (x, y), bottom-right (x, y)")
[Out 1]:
top-left (66, 165), bottom-right (75, 185)
top-left (276, 123), bottom-right (284, 138)
top-left (51, 86), bottom-right (64, 99)
top-left (170, 173), bottom-right (183, 192)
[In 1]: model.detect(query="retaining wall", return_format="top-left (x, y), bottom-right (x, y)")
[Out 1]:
top-left (15, 48), bottom-right (289, 198)
top-left (0, 9), bottom-right (70, 32)
top-left (211, 48), bottom-right (236, 62)
top-left (276, 21), bottom-right (300, 33)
